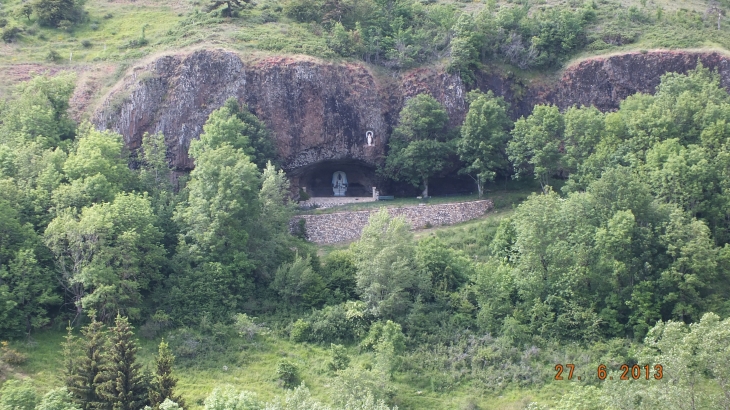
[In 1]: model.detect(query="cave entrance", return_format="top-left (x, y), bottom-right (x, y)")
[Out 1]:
top-left (294, 159), bottom-right (376, 197)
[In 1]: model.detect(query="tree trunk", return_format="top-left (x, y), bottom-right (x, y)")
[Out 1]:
top-left (422, 177), bottom-right (429, 198)
top-left (477, 180), bottom-right (483, 198)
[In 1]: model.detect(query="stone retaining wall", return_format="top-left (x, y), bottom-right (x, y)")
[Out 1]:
top-left (291, 200), bottom-right (493, 244)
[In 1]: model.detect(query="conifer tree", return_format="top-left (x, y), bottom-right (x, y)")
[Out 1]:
top-left (148, 339), bottom-right (184, 409)
top-left (65, 317), bottom-right (106, 410)
top-left (95, 315), bottom-right (148, 410)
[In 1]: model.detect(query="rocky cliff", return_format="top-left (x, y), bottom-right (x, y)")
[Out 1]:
top-left (93, 49), bottom-right (730, 173)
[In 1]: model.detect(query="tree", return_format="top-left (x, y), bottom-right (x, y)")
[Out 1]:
top-left (20, 4), bottom-right (33, 20)
top-left (0, 199), bottom-right (59, 337)
top-left (0, 73), bottom-right (76, 148)
top-left (207, 0), bottom-right (248, 17)
top-left (350, 209), bottom-right (430, 319)
top-left (249, 161), bottom-right (296, 279)
top-left (52, 124), bottom-right (132, 212)
top-left (95, 315), bottom-right (148, 410)
top-left (149, 339), bottom-right (184, 409)
top-left (271, 253), bottom-right (326, 308)
top-left (66, 317), bottom-right (106, 410)
top-left (221, 98), bottom-right (278, 170)
top-left (457, 90), bottom-right (511, 197)
top-left (45, 193), bottom-right (164, 322)
top-left (31, 0), bottom-right (85, 28)
top-left (508, 104), bottom-right (565, 190)
top-left (169, 106), bottom-right (261, 322)
top-left (382, 94), bottom-right (453, 197)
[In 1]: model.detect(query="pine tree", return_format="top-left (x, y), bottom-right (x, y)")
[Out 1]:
top-left (148, 339), bottom-right (184, 409)
top-left (95, 315), bottom-right (148, 410)
top-left (66, 317), bottom-right (106, 410)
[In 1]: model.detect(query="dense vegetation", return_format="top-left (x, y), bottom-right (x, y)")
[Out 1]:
top-left (1, 0), bottom-right (730, 84)
top-left (2, 49), bottom-right (730, 408)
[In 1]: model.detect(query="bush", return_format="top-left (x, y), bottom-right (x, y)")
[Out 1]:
top-left (139, 310), bottom-right (173, 339)
top-left (45, 50), bottom-right (61, 62)
top-left (32, 0), bottom-right (85, 28)
top-left (203, 386), bottom-right (263, 410)
top-left (234, 313), bottom-right (267, 340)
top-left (307, 303), bottom-right (370, 344)
top-left (2, 26), bottom-right (22, 43)
top-left (327, 343), bottom-right (350, 372)
top-left (289, 319), bottom-right (310, 343)
top-left (0, 380), bottom-right (39, 410)
top-left (1, 341), bottom-right (27, 365)
top-left (81, 39), bottom-right (92, 48)
top-left (275, 360), bottom-right (300, 388)
top-left (0, 18), bottom-right (8, 28)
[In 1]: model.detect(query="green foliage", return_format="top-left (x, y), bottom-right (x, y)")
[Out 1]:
top-left (221, 98), bottom-right (278, 170)
top-left (1, 26), bottom-right (22, 43)
top-left (169, 104), bottom-right (262, 322)
top-left (95, 315), bottom-right (148, 410)
top-left (149, 340), bottom-right (184, 409)
top-left (458, 90), bottom-right (511, 197)
top-left (275, 360), bottom-right (300, 388)
top-left (36, 388), bottom-right (81, 410)
top-left (382, 93), bottom-right (452, 197)
top-left (327, 344), bottom-right (350, 372)
top-left (203, 385), bottom-right (263, 410)
top-left (272, 254), bottom-right (326, 308)
top-left (289, 319), bottom-right (310, 343)
top-left (0, 380), bottom-right (38, 410)
top-left (0, 73), bottom-right (76, 148)
top-left (31, 0), bottom-right (85, 28)
top-left (351, 210), bottom-right (429, 319)
top-left (319, 250), bottom-right (358, 304)
top-left (65, 317), bottom-right (106, 410)
top-left (507, 104), bottom-right (564, 190)
top-left (44, 193), bottom-right (164, 321)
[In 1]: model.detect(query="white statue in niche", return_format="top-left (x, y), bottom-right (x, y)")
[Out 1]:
top-left (332, 171), bottom-right (348, 196)
top-left (366, 131), bottom-right (374, 146)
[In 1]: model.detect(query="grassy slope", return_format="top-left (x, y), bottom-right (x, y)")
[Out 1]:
top-left (0, 0), bottom-right (728, 99)
top-left (5, 326), bottom-right (575, 410)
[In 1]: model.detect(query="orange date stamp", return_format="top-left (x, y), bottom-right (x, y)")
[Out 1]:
top-left (554, 363), bottom-right (663, 381)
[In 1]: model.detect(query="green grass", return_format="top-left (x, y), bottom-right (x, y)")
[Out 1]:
top-left (4, 327), bottom-right (573, 409)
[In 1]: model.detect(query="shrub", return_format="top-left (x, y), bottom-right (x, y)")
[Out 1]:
top-left (81, 39), bottom-right (92, 47)
top-left (203, 386), bottom-right (262, 410)
top-left (32, 0), bottom-right (85, 28)
top-left (2, 26), bottom-right (22, 43)
top-left (327, 343), bottom-right (350, 372)
top-left (0, 18), bottom-right (8, 28)
top-left (275, 360), bottom-right (300, 388)
top-left (45, 50), bottom-right (61, 62)
top-left (307, 303), bottom-right (369, 344)
top-left (139, 310), bottom-right (172, 339)
top-left (234, 313), bottom-right (267, 340)
top-left (0, 380), bottom-right (39, 410)
top-left (289, 319), bottom-right (310, 343)
top-left (1, 341), bottom-right (28, 365)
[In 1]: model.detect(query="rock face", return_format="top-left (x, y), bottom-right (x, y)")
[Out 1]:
top-left (93, 49), bottom-right (730, 174)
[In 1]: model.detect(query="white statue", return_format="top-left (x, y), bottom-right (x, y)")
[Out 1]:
top-left (366, 131), bottom-right (373, 146)
top-left (332, 171), bottom-right (348, 196)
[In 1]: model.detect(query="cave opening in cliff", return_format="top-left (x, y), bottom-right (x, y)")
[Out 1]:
top-left (292, 159), bottom-right (376, 197)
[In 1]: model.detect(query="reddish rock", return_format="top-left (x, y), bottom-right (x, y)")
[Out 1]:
top-left (92, 49), bottom-right (730, 173)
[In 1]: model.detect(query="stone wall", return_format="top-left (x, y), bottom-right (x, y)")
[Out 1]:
top-left (291, 200), bottom-right (493, 244)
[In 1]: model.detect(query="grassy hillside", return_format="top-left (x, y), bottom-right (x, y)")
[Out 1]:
top-left (1, 0), bottom-right (729, 100)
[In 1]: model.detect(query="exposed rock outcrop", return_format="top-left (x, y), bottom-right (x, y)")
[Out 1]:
top-left (92, 49), bottom-right (730, 173)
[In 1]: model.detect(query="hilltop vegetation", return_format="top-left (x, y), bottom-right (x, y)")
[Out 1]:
top-left (0, 0), bottom-right (729, 91)
top-left (2, 37), bottom-right (730, 408)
